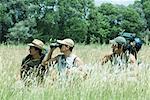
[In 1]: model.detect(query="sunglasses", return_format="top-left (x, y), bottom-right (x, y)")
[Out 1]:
top-left (59, 44), bottom-right (68, 48)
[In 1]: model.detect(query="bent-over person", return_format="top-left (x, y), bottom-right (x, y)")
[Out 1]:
top-left (101, 36), bottom-right (136, 68)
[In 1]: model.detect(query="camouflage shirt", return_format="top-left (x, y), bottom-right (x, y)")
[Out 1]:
top-left (20, 54), bottom-right (45, 80)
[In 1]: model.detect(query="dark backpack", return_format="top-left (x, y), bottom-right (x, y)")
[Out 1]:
top-left (134, 37), bottom-right (143, 52)
top-left (119, 32), bottom-right (143, 52)
top-left (119, 32), bottom-right (135, 42)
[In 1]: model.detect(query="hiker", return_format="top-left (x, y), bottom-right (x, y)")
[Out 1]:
top-left (101, 36), bottom-right (136, 67)
top-left (119, 32), bottom-right (143, 60)
top-left (42, 38), bottom-right (86, 80)
top-left (20, 39), bottom-right (46, 84)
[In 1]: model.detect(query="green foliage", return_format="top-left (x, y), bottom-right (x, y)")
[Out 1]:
top-left (87, 7), bottom-right (110, 43)
top-left (129, 1), bottom-right (147, 31)
top-left (8, 18), bottom-right (37, 43)
top-left (98, 3), bottom-right (146, 38)
top-left (97, 3), bottom-right (122, 40)
top-left (0, 0), bottom-right (149, 44)
top-left (0, 3), bottom-right (7, 21)
top-left (143, 0), bottom-right (150, 29)
top-left (120, 7), bottom-right (145, 33)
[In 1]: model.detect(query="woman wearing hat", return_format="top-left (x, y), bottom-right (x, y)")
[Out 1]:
top-left (42, 38), bottom-right (86, 80)
top-left (20, 39), bottom-right (46, 84)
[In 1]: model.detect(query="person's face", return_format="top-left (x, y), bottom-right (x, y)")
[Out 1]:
top-left (111, 44), bottom-right (122, 54)
top-left (29, 46), bottom-right (39, 56)
top-left (59, 44), bottom-right (70, 53)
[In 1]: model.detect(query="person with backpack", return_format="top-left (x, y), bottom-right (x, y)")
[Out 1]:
top-left (119, 32), bottom-right (143, 60)
top-left (101, 36), bottom-right (136, 68)
top-left (42, 38), bottom-right (86, 80)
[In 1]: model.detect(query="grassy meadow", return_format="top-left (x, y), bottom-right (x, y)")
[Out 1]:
top-left (0, 44), bottom-right (150, 100)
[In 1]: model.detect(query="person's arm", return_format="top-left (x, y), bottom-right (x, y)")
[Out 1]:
top-left (66, 57), bottom-right (84, 74)
top-left (74, 57), bottom-right (84, 70)
top-left (129, 53), bottom-right (136, 64)
top-left (42, 47), bottom-right (56, 65)
top-left (73, 57), bottom-right (88, 79)
top-left (43, 56), bottom-right (58, 65)
top-left (101, 53), bottom-right (113, 65)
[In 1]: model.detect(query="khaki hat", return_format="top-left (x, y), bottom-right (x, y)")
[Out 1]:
top-left (110, 36), bottom-right (126, 45)
top-left (28, 39), bottom-right (44, 50)
top-left (57, 38), bottom-right (75, 47)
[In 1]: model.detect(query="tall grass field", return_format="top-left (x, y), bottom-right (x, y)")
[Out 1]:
top-left (0, 44), bottom-right (150, 100)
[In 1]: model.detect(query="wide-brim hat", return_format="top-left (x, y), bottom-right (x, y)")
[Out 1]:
top-left (57, 38), bottom-right (75, 47)
top-left (110, 36), bottom-right (126, 45)
top-left (28, 39), bottom-right (45, 50)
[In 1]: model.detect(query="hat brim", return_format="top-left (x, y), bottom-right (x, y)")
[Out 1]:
top-left (109, 40), bottom-right (117, 45)
top-left (28, 43), bottom-right (44, 50)
top-left (57, 39), bottom-right (74, 47)
top-left (28, 43), bottom-right (35, 47)
top-left (57, 40), bottom-right (66, 45)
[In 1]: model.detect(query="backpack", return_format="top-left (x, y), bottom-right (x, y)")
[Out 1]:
top-left (134, 37), bottom-right (143, 52)
top-left (119, 32), bottom-right (135, 42)
top-left (119, 32), bottom-right (143, 52)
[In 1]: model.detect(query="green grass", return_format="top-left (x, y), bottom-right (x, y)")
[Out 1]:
top-left (0, 44), bottom-right (150, 100)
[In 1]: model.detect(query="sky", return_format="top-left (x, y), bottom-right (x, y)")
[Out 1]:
top-left (95, 0), bottom-right (136, 6)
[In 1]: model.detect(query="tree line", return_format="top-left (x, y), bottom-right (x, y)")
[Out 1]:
top-left (0, 0), bottom-right (150, 44)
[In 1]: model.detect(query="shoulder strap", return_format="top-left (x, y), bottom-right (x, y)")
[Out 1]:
top-left (73, 56), bottom-right (77, 65)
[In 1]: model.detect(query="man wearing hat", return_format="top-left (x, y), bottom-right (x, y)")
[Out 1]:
top-left (42, 38), bottom-right (86, 80)
top-left (20, 39), bottom-right (46, 84)
top-left (101, 36), bottom-right (136, 67)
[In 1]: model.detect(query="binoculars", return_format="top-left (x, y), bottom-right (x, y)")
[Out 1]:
top-left (50, 43), bottom-right (61, 48)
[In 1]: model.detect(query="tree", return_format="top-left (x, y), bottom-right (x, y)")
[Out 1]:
top-left (143, 0), bottom-right (150, 29)
top-left (0, 0), bottom-right (148, 44)
top-left (87, 7), bottom-right (110, 44)
top-left (98, 3), bottom-right (145, 40)
top-left (98, 3), bottom-right (123, 40)
top-left (129, 1), bottom-right (147, 32)
top-left (51, 0), bottom-right (92, 42)
top-left (120, 7), bottom-right (145, 33)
